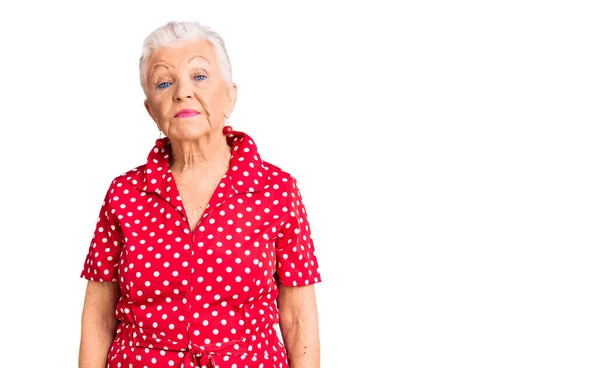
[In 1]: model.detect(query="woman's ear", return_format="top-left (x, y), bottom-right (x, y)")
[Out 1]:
top-left (225, 83), bottom-right (238, 117)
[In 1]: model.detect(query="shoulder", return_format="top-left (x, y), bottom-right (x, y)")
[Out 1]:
top-left (101, 163), bottom-right (147, 203)
top-left (111, 163), bottom-right (146, 187)
top-left (261, 159), bottom-right (306, 205)
top-left (262, 160), bottom-right (298, 188)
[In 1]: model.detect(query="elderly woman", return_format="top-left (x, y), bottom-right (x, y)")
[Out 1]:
top-left (78, 21), bottom-right (322, 368)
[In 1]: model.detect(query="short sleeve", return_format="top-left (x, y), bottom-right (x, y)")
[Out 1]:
top-left (80, 180), bottom-right (123, 282)
top-left (275, 175), bottom-right (322, 287)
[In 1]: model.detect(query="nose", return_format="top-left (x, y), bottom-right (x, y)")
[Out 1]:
top-left (174, 80), bottom-right (193, 101)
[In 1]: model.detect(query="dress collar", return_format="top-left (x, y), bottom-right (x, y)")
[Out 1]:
top-left (128, 130), bottom-right (268, 196)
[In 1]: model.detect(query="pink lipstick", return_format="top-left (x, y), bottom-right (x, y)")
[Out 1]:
top-left (175, 109), bottom-right (201, 118)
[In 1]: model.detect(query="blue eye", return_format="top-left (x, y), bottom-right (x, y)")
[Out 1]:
top-left (157, 82), bottom-right (171, 89)
top-left (195, 75), bottom-right (207, 81)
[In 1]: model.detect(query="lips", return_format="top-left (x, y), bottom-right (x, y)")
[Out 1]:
top-left (175, 109), bottom-right (201, 118)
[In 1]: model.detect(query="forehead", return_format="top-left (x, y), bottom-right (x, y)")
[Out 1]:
top-left (147, 39), bottom-right (217, 69)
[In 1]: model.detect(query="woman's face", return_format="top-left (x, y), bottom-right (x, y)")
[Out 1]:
top-left (143, 39), bottom-right (237, 142)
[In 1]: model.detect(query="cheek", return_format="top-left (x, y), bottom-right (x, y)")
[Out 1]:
top-left (203, 89), bottom-right (227, 111)
top-left (152, 97), bottom-right (172, 119)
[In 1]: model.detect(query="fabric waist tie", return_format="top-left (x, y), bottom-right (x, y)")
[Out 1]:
top-left (122, 322), bottom-right (248, 367)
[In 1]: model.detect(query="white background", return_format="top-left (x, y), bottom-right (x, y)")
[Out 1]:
top-left (0, 1), bottom-right (599, 367)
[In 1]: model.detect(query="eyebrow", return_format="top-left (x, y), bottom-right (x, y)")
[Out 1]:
top-left (148, 55), bottom-right (211, 80)
top-left (188, 55), bottom-right (211, 65)
top-left (150, 55), bottom-right (210, 71)
top-left (149, 62), bottom-right (170, 76)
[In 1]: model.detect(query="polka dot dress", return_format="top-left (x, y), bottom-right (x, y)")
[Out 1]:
top-left (80, 130), bottom-right (322, 368)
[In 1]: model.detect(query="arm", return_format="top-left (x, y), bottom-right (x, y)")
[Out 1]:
top-left (79, 281), bottom-right (121, 368)
top-left (277, 283), bottom-right (320, 368)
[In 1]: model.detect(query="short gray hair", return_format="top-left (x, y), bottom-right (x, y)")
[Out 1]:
top-left (139, 21), bottom-right (233, 92)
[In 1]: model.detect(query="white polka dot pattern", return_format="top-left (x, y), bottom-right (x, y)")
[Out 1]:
top-left (80, 130), bottom-right (322, 368)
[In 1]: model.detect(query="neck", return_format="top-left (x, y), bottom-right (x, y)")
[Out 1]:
top-left (168, 134), bottom-right (232, 174)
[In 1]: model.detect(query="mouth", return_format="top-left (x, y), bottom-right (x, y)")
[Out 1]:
top-left (174, 109), bottom-right (201, 118)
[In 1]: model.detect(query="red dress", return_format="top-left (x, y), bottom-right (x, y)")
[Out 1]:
top-left (80, 130), bottom-right (322, 368)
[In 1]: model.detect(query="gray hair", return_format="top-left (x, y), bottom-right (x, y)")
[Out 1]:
top-left (139, 21), bottom-right (233, 93)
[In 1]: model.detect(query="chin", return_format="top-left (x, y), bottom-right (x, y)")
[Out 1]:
top-left (175, 125), bottom-right (213, 140)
